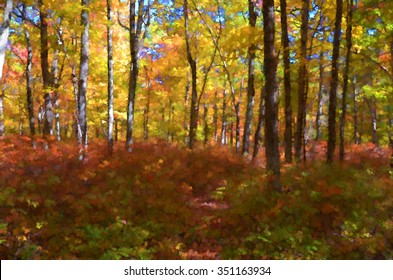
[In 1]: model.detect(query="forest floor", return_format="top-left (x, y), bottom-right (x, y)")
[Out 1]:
top-left (0, 136), bottom-right (393, 259)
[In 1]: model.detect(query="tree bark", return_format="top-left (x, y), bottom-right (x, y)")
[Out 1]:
top-left (25, 21), bottom-right (35, 142)
top-left (107, 0), bottom-right (114, 154)
top-left (315, 51), bottom-right (324, 140)
top-left (221, 89), bottom-right (227, 145)
top-left (213, 91), bottom-right (218, 141)
top-left (143, 68), bottom-right (151, 141)
top-left (0, 0), bottom-right (13, 137)
top-left (242, 0), bottom-right (257, 156)
top-left (39, 0), bottom-right (54, 137)
top-left (252, 87), bottom-right (265, 160)
top-left (126, 0), bottom-right (151, 152)
top-left (0, 0), bottom-right (12, 81)
top-left (294, 0), bottom-right (310, 161)
top-left (365, 97), bottom-right (378, 145)
top-left (339, 0), bottom-right (353, 161)
top-left (352, 76), bottom-right (360, 144)
top-left (263, 0), bottom-right (280, 190)
top-left (183, 75), bottom-right (190, 144)
top-left (184, 0), bottom-right (198, 149)
top-left (203, 98), bottom-right (209, 145)
top-left (280, 0), bottom-right (293, 163)
top-left (327, 0), bottom-right (343, 163)
top-left (51, 50), bottom-right (61, 141)
top-left (78, 0), bottom-right (90, 159)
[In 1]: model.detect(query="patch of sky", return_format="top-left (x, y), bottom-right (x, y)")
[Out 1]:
top-left (367, 28), bottom-right (377, 35)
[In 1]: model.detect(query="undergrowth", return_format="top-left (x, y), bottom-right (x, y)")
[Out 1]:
top-left (0, 136), bottom-right (392, 259)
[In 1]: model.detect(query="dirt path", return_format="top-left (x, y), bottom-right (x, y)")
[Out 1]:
top-left (181, 195), bottom-right (229, 259)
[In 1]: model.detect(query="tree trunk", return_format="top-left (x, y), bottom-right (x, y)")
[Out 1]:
top-left (294, 0), bottom-right (310, 161)
top-left (235, 102), bottom-right (241, 152)
top-left (203, 101), bottom-right (209, 145)
top-left (365, 97), bottom-right (378, 145)
top-left (143, 75), bottom-right (151, 141)
top-left (252, 87), bottom-right (265, 160)
top-left (184, 0), bottom-right (198, 149)
top-left (263, 0), bottom-right (280, 190)
top-left (0, 82), bottom-right (5, 137)
top-left (229, 121), bottom-right (234, 146)
top-left (126, 0), bottom-right (150, 152)
top-left (213, 91), bottom-right (218, 141)
top-left (78, 0), bottom-right (90, 159)
top-left (221, 89), bottom-right (227, 145)
top-left (315, 51), bottom-right (324, 140)
top-left (327, 0), bottom-right (343, 163)
top-left (39, 0), bottom-right (55, 138)
top-left (0, 0), bottom-right (12, 81)
top-left (51, 50), bottom-right (61, 141)
top-left (352, 76), bottom-right (360, 144)
top-left (25, 24), bottom-right (35, 142)
top-left (183, 76), bottom-right (190, 144)
top-left (280, 0), bottom-right (293, 163)
top-left (242, 0), bottom-right (257, 156)
top-left (339, 0), bottom-right (353, 161)
top-left (0, 0), bottom-right (13, 137)
top-left (107, 0), bottom-right (114, 154)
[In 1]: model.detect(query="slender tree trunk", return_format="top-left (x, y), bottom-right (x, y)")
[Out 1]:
top-left (203, 100), bottom-right (209, 145)
top-left (235, 102), bottom-right (240, 152)
top-left (0, 0), bottom-right (12, 81)
top-left (213, 90), bottom-right (218, 141)
top-left (365, 97), bottom-right (378, 145)
top-left (39, 0), bottom-right (55, 138)
top-left (294, 0), bottom-right (310, 161)
top-left (184, 0), bottom-right (198, 149)
top-left (143, 77), bottom-right (151, 141)
top-left (315, 51), bottom-right (324, 140)
top-left (352, 75), bottom-right (360, 144)
top-left (0, 0), bottom-right (13, 137)
top-left (242, 0), bottom-right (257, 156)
top-left (280, 0), bottom-right (293, 163)
top-left (25, 25), bottom-right (35, 142)
top-left (327, 0), bottom-right (343, 163)
top-left (107, 0), bottom-right (114, 154)
top-left (221, 89), bottom-right (227, 145)
top-left (339, 0), bottom-right (353, 161)
top-left (78, 0), bottom-right (90, 159)
top-left (0, 82), bottom-right (5, 137)
top-left (38, 106), bottom-right (43, 135)
top-left (184, 76), bottom-right (190, 144)
top-left (126, 0), bottom-right (150, 152)
top-left (263, 0), bottom-right (280, 189)
top-left (252, 87), bottom-right (265, 160)
top-left (229, 121), bottom-right (234, 146)
top-left (115, 119), bottom-right (118, 142)
top-left (51, 50), bottom-right (61, 141)
top-left (126, 1), bottom-right (138, 152)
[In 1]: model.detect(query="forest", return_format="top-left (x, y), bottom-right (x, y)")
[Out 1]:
top-left (0, 0), bottom-right (393, 259)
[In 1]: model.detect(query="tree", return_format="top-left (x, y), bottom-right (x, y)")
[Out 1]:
top-left (122, 0), bottom-right (152, 152)
top-left (38, 0), bottom-right (55, 138)
top-left (78, 0), bottom-right (90, 159)
top-left (327, 0), bottom-right (343, 163)
top-left (294, 0), bottom-right (310, 161)
top-left (184, 0), bottom-right (198, 149)
top-left (263, 0), bottom-right (280, 190)
top-left (0, 0), bottom-right (13, 137)
top-left (242, 0), bottom-right (257, 156)
top-left (280, 0), bottom-right (292, 163)
top-left (339, 0), bottom-right (354, 161)
top-left (107, 0), bottom-right (114, 154)
top-left (22, 4), bottom-right (35, 145)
